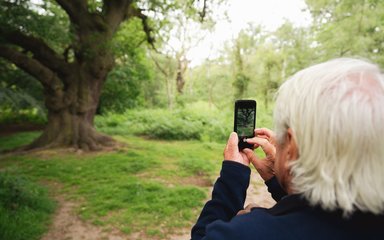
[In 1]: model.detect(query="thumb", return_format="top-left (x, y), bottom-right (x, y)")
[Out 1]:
top-left (224, 132), bottom-right (239, 160)
top-left (229, 132), bottom-right (238, 146)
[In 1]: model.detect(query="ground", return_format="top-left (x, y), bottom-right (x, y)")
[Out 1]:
top-left (41, 172), bottom-right (275, 240)
top-left (0, 126), bottom-right (275, 240)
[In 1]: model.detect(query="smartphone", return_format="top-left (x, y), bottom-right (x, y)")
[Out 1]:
top-left (234, 100), bottom-right (257, 150)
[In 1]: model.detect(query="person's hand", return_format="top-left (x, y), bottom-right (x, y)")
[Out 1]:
top-left (236, 203), bottom-right (260, 216)
top-left (243, 128), bottom-right (277, 181)
top-left (253, 128), bottom-right (277, 147)
top-left (223, 132), bottom-right (250, 166)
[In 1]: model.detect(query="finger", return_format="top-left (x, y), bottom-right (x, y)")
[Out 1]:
top-left (255, 128), bottom-right (274, 138)
top-left (244, 148), bottom-right (275, 181)
top-left (255, 128), bottom-right (276, 144)
top-left (245, 136), bottom-right (268, 145)
top-left (244, 148), bottom-right (270, 168)
top-left (256, 135), bottom-right (268, 140)
top-left (242, 148), bottom-right (259, 165)
top-left (253, 143), bottom-right (260, 149)
top-left (245, 137), bottom-right (275, 157)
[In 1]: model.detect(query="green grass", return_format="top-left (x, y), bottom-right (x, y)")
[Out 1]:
top-left (0, 172), bottom-right (55, 240)
top-left (0, 131), bottom-right (40, 151)
top-left (0, 132), bottom-right (224, 239)
top-left (0, 105), bottom-right (273, 239)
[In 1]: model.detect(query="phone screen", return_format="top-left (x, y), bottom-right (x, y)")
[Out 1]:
top-left (236, 107), bottom-right (256, 138)
top-left (234, 100), bottom-right (256, 149)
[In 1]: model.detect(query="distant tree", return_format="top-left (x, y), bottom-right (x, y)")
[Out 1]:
top-left (186, 58), bottom-right (232, 109)
top-left (150, 51), bottom-right (177, 109)
top-left (0, 0), bottom-right (213, 150)
top-left (231, 29), bottom-right (255, 99)
top-left (150, 2), bottom-right (211, 109)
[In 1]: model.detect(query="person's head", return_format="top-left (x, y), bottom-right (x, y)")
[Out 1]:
top-left (273, 58), bottom-right (384, 216)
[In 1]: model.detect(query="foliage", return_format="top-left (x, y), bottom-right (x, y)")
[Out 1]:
top-left (96, 100), bottom-right (273, 143)
top-left (233, 73), bottom-right (251, 99)
top-left (1, 0), bottom-right (384, 130)
top-left (306, 0), bottom-right (384, 66)
top-left (0, 59), bottom-right (46, 123)
top-left (96, 102), bottom-right (233, 142)
top-left (99, 19), bottom-right (157, 113)
top-left (0, 86), bottom-right (46, 124)
top-left (0, 172), bottom-right (55, 240)
top-left (100, 57), bottom-right (151, 112)
top-left (186, 59), bottom-right (233, 108)
top-left (0, 133), bottom-right (224, 238)
top-left (0, 109), bottom-right (46, 125)
top-left (0, 0), bottom-right (71, 50)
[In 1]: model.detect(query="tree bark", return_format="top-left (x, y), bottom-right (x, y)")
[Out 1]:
top-left (176, 56), bottom-right (188, 94)
top-left (26, 60), bottom-right (115, 150)
top-left (28, 108), bottom-right (113, 151)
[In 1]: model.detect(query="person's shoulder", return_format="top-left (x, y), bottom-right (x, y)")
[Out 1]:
top-left (204, 208), bottom-right (294, 240)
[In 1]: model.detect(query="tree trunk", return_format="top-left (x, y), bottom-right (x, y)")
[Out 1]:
top-left (176, 71), bottom-right (185, 94)
top-left (27, 63), bottom-right (115, 151)
top-left (28, 108), bottom-right (113, 151)
top-left (176, 57), bottom-right (187, 94)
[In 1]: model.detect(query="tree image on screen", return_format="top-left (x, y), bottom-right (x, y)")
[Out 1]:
top-left (237, 108), bottom-right (255, 137)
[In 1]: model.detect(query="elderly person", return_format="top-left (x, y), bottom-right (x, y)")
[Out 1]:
top-left (191, 58), bottom-right (384, 240)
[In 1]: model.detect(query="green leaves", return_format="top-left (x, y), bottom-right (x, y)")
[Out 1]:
top-left (0, 0), bottom-right (71, 51)
top-left (306, 0), bottom-right (384, 65)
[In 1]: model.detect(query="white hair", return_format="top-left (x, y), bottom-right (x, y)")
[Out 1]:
top-left (274, 58), bottom-right (384, 216)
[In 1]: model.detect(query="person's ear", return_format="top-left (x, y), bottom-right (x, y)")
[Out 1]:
top-left (285, 128), bottom-right (298, 161)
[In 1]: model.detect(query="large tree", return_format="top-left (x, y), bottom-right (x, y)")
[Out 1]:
top-left (0, 0), bottom-right (210, 150)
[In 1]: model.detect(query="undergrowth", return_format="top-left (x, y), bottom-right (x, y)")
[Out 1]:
top-left (0, 172), bottom-right (55, 240)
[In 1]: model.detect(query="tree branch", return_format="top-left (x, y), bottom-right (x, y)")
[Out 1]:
top-left (103, 0), bottom-right (133, 32)
top-left (55, 0), bottom-right (107, 33)
top-left (102, 1), bottom-right (155, 47)
top-left (199, 0), bottom-right (208, 21)
top-left (149, 51), bottom-right (169, 77)
top-left (55, 0), bottom-right (88, 26)
top-left (0, 45), bottom-right (63, 89)
top-left (129, 7), bottom-right (155, 47)
top-left (0, 28), bottom-right (70, 75)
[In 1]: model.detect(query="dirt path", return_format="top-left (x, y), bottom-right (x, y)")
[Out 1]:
top-left (41, 195), bottom-right (127, 240)
top-left (42, 171), bottom-right (275, 240)
top-left (245, 171), bottom-right (276, 208)
top-left (168, 171), bottom-right (276, 240)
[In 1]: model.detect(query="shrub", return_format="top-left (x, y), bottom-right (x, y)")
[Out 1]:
top-left (0, 108), bottom-right (46, 125)
top-left (95, 102), bottom-right (232, 142)
top-left (95, 100), bottom-right (273, 142)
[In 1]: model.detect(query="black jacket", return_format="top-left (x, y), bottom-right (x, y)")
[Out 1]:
top-left (191, 161), bottom-right (384, 240)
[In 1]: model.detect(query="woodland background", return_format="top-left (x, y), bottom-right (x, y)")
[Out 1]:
top-left (0, 0), bottom-right (383, 239)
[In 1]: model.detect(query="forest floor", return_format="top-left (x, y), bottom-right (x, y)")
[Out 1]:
top-left (0, 128), bottom-right (275, 240)
top-left (40, 171), bottom-right (275, 240)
